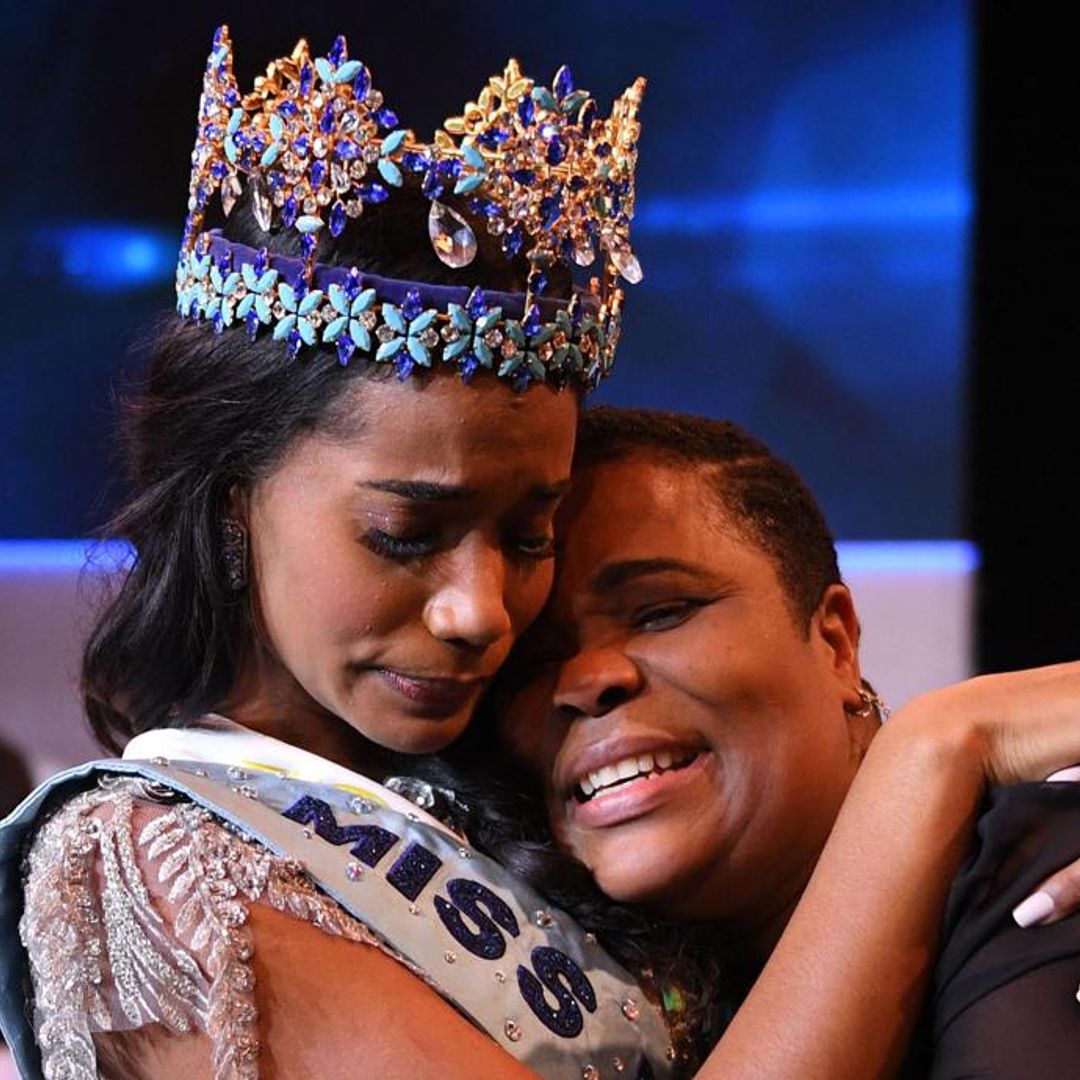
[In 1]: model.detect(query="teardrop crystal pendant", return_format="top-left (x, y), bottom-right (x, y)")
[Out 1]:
top-left (221, 174), bottom-right (243, 217)
top-left (428, 200), bottom-right (477, 268)
top-left (608, 236), bottom-right (643, 284)
top-left (251, 174), bottom-right (273, 232)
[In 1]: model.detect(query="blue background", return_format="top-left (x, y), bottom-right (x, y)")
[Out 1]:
top-left (0, 0), bottom-right (970, 539)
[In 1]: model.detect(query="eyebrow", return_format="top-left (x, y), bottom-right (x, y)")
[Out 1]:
top-left (590, 558), bottom-right (713, 594)
top-left (362, 478), bottom-right (571, 502)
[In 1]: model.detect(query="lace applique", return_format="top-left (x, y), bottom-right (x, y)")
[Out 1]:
top-left (20, 777), bottom-right (403, 1080)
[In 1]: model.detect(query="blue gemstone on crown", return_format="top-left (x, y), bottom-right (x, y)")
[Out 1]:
top-left (553, 65), bottom-right (575, 100)
top-left (546, 136), bottom-right (567, 166)
top-left (511, 169), bottom-right (536, 186)
top-left (402, 151), bottom-right (429, 173)
top-left (476, 129), bottom-right (510, 149)
top-left (421, 171), bottom-right (444, 199)
top-left (279, 100), bottom-right (298, 119)
top-left (294, 135), bottom-right (310, 157)
top-left (359, 182), bottom-right (389, 204)
top-left (336, 337), bottom-right (356, 366)
top-left (502, 225), bottom-right (525, 258)
top-left (539, 194), bottom-right (562, 228)
top-left (301, 234), bottom-right (317, 259)
top-left (517, 96), bottom-right (535, 127)
top-left (320, 103), bottom-right (335, 133)
top-left (522, 305), bottom-right (541, 336)
top-left (299, 62), bottom-right (314, 97)
top-left (335, 140), bottom-right (361, 161)
top-left (330, 201), bottom-right (347, 237)
top-left (466, 288), bottom-right (488, 320)
top-left (395, 353), bottom-right (415, 380)
top-left (374, 107), bottom-right (398, 130)
top-left (353, 65), bottom-right (371, 100)
top-left (282, 195), bottom-right (299, 226)
top-left (403, 289), bottom-right (423, 321)
top-left (311, 161), bottom-right (326, 188)
top-left (329, 34), bottom-right (347, 66)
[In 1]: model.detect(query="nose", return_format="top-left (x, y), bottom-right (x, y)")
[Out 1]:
top-left (423, 540), bottom-right (513, 650)
top-left (553, 645), bottom-right (643, 720)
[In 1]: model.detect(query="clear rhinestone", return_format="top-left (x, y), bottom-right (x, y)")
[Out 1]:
top-left (221, 174), bottom-right (243, 216)
top-left (363, 143), bottom-right (381, 164)
top-left (613, 1058), bottom-right (625, 1073)
top-left (582, 1068), bottom-right (599, 1080)
top-left (151, 755), bottom-right (170, 766)
top-left (237, 785), bottom-right (259, 800)
top-left (346, 861), bottom-right (364, 880)
top-left (365, 89), bottom-right (384, 109)
top-left (272, 189), bottom-right (286, 207)
top-left (303, 197), bottom-right (317, 214)
top-left (302, 828), bottom-right (314, 839)
top-left (441, 325), bottom-right (461, 343)
top-left (487, 216), bottom-right (506, 236)
top-left (583, 932), bottom-right (597, 945)
top-left (346, 199), bottom-right (364, 217)
top-left (494, 970), bottom-right (507, 983)
top-left (428, 201), bottom-right (478, 269)
top-left (349, 160), bottom-right (368, 180)
top-left (608, 237), bottom-right (643, 284)
top-left (534, 910), bottom-right (554, 928)
top-left (251, 175), bottom-right (273, 231)
top-left (316, 189), bottom-right (332, 206)
top-left (483, 329), bottom-right (503, 348)
top-left (504, 1019), bottom-right (522, 1042)
top-left (444, 950), bottom-right (457, 964)
top-left (408, 904), bottom-right (422, 915)
top-left (350, 796), bottom-right (375, 814)
top-left (418, 327), bottom-right (439, 348)
top-left (226, 766), bottom-right (248, 781)
top-left (666, 1045), bottom-right (677, 1062)
top-left (339, 112), bottom-right (361, 135)
top-left (331, 162), bottom-right (351, 192)
top-left (621, 998), bottom-right (639, 1021)
top-left (573, 241), bottom-right (595, 267)
top-left (376, 324), bottom-right (396, 343)
top-left (307, 309), bottom-right (323, 328)
top-left (458, 845), bottom-right (472, 858)
top-left (313, 136), bottom-right (328, 159)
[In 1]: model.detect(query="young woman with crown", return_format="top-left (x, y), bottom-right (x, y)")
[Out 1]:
top-left (3, 25), bottom-right (1080, 1080)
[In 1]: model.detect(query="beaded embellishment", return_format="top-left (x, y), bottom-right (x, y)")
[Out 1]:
top-left (19, 778), bottom-right (423, 1080)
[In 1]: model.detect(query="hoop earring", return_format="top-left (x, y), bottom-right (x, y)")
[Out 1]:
top-left (849, 685), bottom-right (890, 722)
top-left (221, 518), bottom-right (248, 591)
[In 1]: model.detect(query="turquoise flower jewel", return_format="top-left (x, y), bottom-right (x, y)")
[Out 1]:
top-left (375, 290), bottom-right (440, 379)
top-left (272, 281), bottom-right (326, 358)
top-left (322, 283), bottom-right (378, 366)
top-left (205, 259), bottom-right (243, 333)
top-left (235, 261), bottom-right (281, 339)
top-left (176, 251), bottom-right (212, 319)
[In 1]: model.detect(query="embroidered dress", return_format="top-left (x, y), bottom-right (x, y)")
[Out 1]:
top-left (2, 723), bottom-right (674, 1080)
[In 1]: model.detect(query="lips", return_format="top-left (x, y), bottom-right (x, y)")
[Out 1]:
top-left (376, 668), bottom-right (486, 714)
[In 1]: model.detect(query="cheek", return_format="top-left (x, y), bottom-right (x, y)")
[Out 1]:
top-left (506, 559), bottom-right (556, 633)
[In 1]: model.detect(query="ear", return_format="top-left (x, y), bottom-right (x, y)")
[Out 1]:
top-left (810, 583), bottom-right (863, 710)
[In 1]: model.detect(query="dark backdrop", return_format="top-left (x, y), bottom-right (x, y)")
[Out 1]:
top-left (0, 0), bottom-right (970, 541)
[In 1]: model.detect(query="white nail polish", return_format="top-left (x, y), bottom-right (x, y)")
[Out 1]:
top-left (1013, 890), bottom-right (1056, 928)
top-left (1046, 765), bottom-right (1080, 782)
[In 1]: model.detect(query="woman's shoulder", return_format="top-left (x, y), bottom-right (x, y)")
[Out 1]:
top-left (15, 772), bottom-right (409, 1079)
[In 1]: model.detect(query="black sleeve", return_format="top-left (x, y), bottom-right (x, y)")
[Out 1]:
top-left (925, 783), bottom-right (1080, 1079)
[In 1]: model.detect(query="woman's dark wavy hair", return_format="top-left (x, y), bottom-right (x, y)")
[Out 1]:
top-left (82, 184), bottom-right (561, 753)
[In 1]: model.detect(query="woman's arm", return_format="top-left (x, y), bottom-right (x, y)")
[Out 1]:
top-left (697, 661), bottom-right (1080, 1080)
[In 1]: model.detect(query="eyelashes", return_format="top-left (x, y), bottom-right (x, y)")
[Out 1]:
top-left (361, 529), bottom-right (555, 564)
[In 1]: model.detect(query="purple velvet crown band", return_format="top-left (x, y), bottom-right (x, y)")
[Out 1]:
top-left (205, 233), bottom-right (601, 322)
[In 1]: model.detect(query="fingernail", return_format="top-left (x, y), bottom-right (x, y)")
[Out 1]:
top-left (1046, 765), bottom-right (1080, 782)
top-left (1013, 890), bottom-right (1056, 928)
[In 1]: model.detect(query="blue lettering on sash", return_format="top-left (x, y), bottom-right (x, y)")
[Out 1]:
top-left (517, 946), bottom-right (597, 1038)
top-left (387, 842), bottom-right (443, 901)
top-left (282, 795), bottom-right (399, 867)
top-left (434, 878), bottom-right (521, 959)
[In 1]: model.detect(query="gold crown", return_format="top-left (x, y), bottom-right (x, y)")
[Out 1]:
top-left (184, 26), bottom-right (646, 308)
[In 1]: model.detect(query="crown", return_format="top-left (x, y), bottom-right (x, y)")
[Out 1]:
top-left (177, 26), bottom-right (647, 389)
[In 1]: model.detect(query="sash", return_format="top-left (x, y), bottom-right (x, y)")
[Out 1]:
top-left (0, 758), bottom-right (673, 1080)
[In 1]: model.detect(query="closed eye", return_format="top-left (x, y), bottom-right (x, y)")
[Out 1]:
top-left (632, 598), bottom-right (709, 632)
